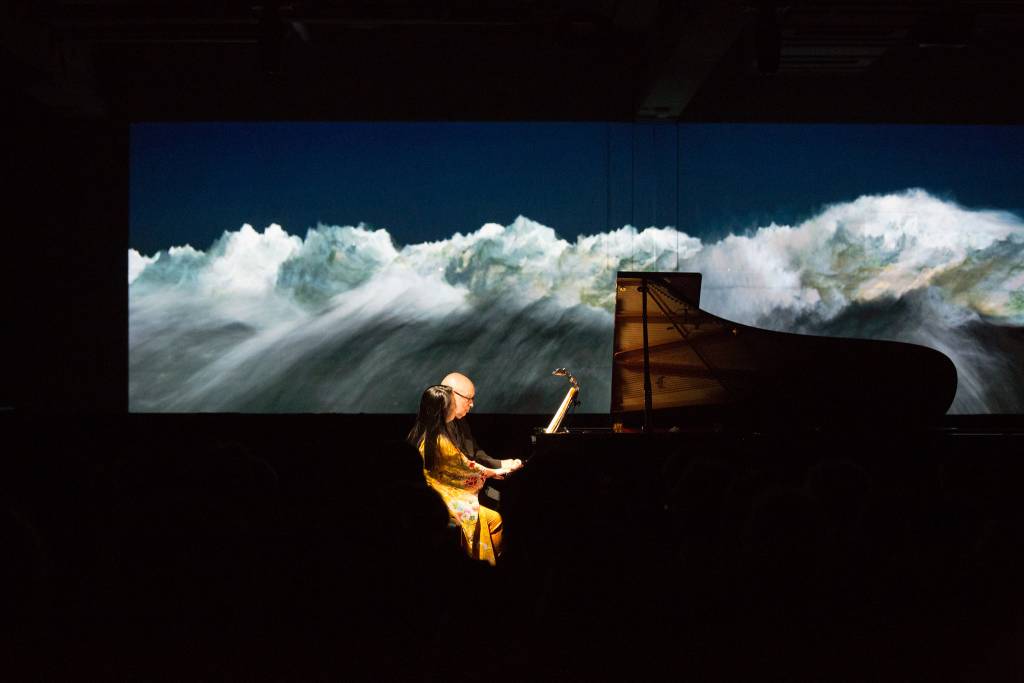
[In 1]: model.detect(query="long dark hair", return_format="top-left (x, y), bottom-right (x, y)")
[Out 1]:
top-left (407, 384), bottom-right (455, 473)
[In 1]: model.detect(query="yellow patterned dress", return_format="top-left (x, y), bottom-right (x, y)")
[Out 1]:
top-left (420, 435), bottom-right (503, 565)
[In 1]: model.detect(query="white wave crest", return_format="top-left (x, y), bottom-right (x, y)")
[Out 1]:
top-left (129, 190), bottom-right (1024, 413)
top-left (692, 189), bottom-right (1024, 324)
top-left (128, 249), bottom-right (157, 284)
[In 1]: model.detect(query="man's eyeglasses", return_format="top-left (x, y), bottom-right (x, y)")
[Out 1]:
top-left (452, 389), bottom-right (475, 402)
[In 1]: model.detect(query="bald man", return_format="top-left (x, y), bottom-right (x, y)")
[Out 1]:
top-left (441, 372), bottom-right (522, 475)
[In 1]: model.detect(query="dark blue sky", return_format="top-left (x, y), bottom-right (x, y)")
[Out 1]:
top-left (130, 122), bottom-right (1024, 255)
top-left (678, 123), bottom-right (1024, 238)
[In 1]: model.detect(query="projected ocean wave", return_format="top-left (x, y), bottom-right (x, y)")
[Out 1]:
top-left (129, 190), bottom-right (1024, 413)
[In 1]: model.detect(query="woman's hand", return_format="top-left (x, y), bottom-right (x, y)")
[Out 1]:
top-left (467, 460), bottom-right (503, 479)
top-left (500, 458), bottom-right (524, 473)
top-left (489, 460), bottom-right (522, 479)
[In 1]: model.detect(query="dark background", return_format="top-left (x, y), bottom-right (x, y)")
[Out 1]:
top-left (5, 2), bottom-right (1024, 680)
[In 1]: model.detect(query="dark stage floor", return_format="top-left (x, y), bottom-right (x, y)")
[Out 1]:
top-left (3, 412), bottom-right (1022, 681)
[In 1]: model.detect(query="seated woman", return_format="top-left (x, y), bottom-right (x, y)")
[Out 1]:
top-left (408, 384), bottom-right (511, 565)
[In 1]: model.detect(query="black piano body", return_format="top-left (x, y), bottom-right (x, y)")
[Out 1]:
top-left (502, 269), bottom-right (962, 558)
top-left (489, 273), bottom-right (1014, 679)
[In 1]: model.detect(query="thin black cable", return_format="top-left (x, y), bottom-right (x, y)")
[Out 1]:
top-left (630, 123), bottom-right (635, 271)
top-left (651, 124), bottom-right (657, 268)
top-left (606, 122), bottom-right (611, 271)
top-left (676, 123), bottom-right (680, 271)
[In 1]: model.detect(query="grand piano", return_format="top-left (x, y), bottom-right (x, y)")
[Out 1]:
top-left (492, 275), bottom-right (1013, 681)
top-left (608, 271), bottom-right (957, 430)
top-left (498, 271), bottom-right (960, 569)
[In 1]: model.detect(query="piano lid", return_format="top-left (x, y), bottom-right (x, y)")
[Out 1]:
top-left (611, 272), bottom-right (958, 426)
